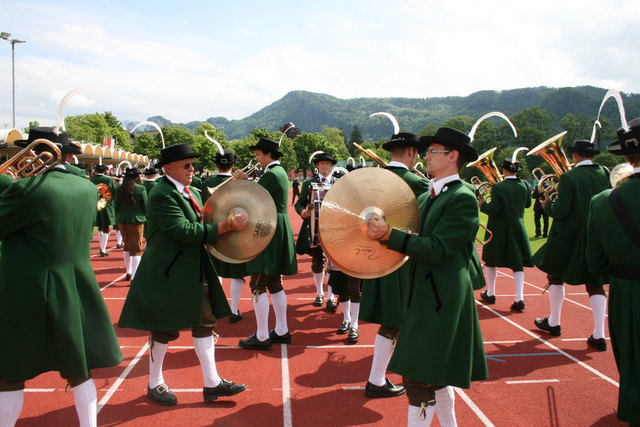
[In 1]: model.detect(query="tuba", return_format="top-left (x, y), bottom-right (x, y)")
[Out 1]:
top-left (353, 143), bottom-right (388, 167)
top-left (609, 162), bottom-right (634, 187)
top-left (527, 131), bottom-right (571, 201)
top-left (467, 147), bottom-right (502, 201)
top-left (0, 138), bottom-right (62, 178)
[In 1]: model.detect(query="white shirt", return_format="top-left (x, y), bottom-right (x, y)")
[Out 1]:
top-left (165, 174), bottom-right (189, 196)
top-left (387, 160), bottom-right (409, 170)
top-left (575, 159), bottom-right (594, 167)
top-left (431, 173), bottom-right (460, 196)
top-left (265, 160), bottom-right (280, 170)
top-left (504, 175), bottom-right (518, 180)
top-left (634, 166), bottom-right (640, 174)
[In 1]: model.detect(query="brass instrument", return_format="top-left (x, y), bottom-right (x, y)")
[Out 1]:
top-left (207, 159), bottom-right (260, 195)
top-left (477, 224), bottom-right (494, 246)
top-left (413, 161), bottom-right (428, 179)
top-left (353, 143), bottom-right (387, 167)
top-left (96, 183), bottom-right (113, 211)
top-left (467, 147), bottom-right (502, 201)
top-left (0, 138), bottom-right (62, 178)
top-left (609, 162), bottom-right (634, 187)
top-left (527, 131), bottom-right (571, 201)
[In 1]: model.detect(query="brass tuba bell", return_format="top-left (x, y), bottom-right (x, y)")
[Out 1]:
top-left (0, 138), bottom-right (62, 178)
top-left (467, 147), bottom-right (502, 201)
top-left (527, 131), bottom-right (571, 201)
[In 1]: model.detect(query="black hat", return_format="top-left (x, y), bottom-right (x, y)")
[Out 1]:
top-left (94, 164), bottom-right (108, 173)
top-left (500, 159), bottom-right (522, 173)
top-left (419, 127), bottom-right (479, 162)
top-left (311, 152), bottom-right (337, 165)
top-left (156, 143), bottom-right (202, 167)
top-left (249, 137), bottom-right (283, 157)
top-left (15, 127), bottom-right (70, 155)
top-left (567, 140), bottom-right (599, 156)
top-left (124, 167), bottom-right (142, 178)
top-left (382, 132), bottom-right (426, 152)
top-left (143, 167), bottom-right (159, 176)
top-left (608, 117), bottom-right (640, 155)
top-left (75, 162), bottom-right (87, 170)
top-left (214, 149), bottom-right (236, 166)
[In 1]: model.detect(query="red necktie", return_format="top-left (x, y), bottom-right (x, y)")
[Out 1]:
top-left (183, 186), bottom-right (202, 221)
top-left (430, 187), bottom-right (436, 197)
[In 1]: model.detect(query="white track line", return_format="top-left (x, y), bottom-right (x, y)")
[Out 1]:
top-left (477, 300), bottom-right (618, 387)
top-left (100, 274), bottom-right (126, 292)
top-left (281, 344), bottom-right (292, 427)
top-left (455, 388), bottom-right (495, 427)
top-left (97, 342), bottom-right (149, 414)
top-left (506, 379), bottom-right (560, 384)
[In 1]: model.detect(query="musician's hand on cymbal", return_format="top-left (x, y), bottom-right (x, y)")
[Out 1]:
top-left (227, 211), bottom-right (248, 231)
top-left (233, 170), bottom-right (249, 180)
top-left (367, 215), bottom-right (390, 241)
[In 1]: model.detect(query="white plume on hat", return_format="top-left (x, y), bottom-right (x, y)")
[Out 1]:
top-left (130, 121), bottom-right (165, 148)
top-left (469, 112), bottom-right (518, 142)
top-left (370, 112), bottom-right (400, 135)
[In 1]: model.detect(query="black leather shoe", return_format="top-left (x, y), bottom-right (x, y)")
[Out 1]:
top-left (313, 294), bottom-right (324, 307)
top-left (337, 320), bottom-right (350, 334)
top-left (587, 335), bottom-right (607, 351)
top-left (203, 379), bottom-right (247, 402)
top-left (116, 243), bottom-right (124, 249)
top-left (542, 234), bottom-right (547, 238)
top-left (99, 251), bottom-right (109, 257)
top-left (347, 327), bottom-right (359, 343)
top-left (326, 297), bottom-right (338, 312)
top-left (239, 334), bottom-right (272, 350)
top-left (147, 384), bottom-right (177, 406)
top-left (269, 330), bottom-right (292, 344)
top-left (534, 317), bottom-right (561, 336)
top-left (365, 378), bottom-right (406, 398)
top-left (125, 273), bottom-right (132, 281)
top-left (480, 290), bottom-right (496, 304)
top-left (511, 300), bottom-right (525, 312)
top-left (228, 311), bottom-right (243, 323)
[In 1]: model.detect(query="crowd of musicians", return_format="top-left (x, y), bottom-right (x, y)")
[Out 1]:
top-left (0, 107), bottom-right (639, 427)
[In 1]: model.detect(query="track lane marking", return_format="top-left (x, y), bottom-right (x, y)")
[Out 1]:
top-left (97, 342), bottom-right (149, 414)
top-left (455, 388), bottom-right (495, 427)
top-left (281, 344), bottom-right (292, 427)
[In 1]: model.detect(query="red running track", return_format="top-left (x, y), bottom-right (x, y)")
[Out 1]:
top-left (14, 192), bottom-right (623, 426)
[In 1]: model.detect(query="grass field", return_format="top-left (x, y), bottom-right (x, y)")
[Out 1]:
top-left (478, 205), bottom-right (548, 254)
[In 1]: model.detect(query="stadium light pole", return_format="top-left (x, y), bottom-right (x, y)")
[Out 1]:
top-left (1, 32), bottom-right (26, 128)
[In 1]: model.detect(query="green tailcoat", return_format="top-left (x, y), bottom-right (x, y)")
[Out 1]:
top-left (532, 164), bottom-right (610, 285)
top-left (480, 178), bottom-right (533, 270)
top-left (201, 174), bottom-right (249, 279)
top-left (247, 164), bottom-right (297, 275)
top-left (386, 181), bottom-right (488, 388)
top-left (360, 167), bottom-right (429, 326)
top-left (90, 174), bottom-right (117, 227)
top-left (0, 169), bottom-right (122, 382)
top-left (115, 183), bottom-right (147, 223)
top-left (143, 179), bottom-right (158, 195)
top-left (118, 177), bottom-right (231, 331)
top-left (294, 178), bottom-right (316, 255)
top-left (587, 175), bottom-right (640, 423)
top-left (0, 174), bottom-right (13, 194)
top-left (64, 163), bottom-right (88, 178)
top-left (191, 175), bottom-right (202, 192)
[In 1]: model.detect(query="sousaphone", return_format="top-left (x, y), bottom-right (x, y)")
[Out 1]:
top-left (319, 168), bottom-right (419, 279)
top-left (203, 180), bottom-right (277, 263)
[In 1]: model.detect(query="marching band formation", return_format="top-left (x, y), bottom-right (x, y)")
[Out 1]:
top-left (0, 90), bottom-right (639, 427)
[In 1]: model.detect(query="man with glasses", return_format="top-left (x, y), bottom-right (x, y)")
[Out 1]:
top-left (119, 143), bottom-right (248, 406)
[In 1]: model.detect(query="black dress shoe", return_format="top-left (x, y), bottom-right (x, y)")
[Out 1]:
top-left (480, 290), bottom-right (496, 304)
top-left (125, 273), bottom-right (132, 281)
top-left (347, 327), bottom-right (359, 343)
top-left (511, 300), bottom-right (525, 312)
top-left (239, 334), bottom-right (272, 350)
top-left (99, 251), bottom-right (109, 257)
top-left (228, 311), bottom-right (243, 323)
top-left (337, 320), bottom-right (350, 334)
top-left (365, 378), bottom-right (406, 398)
top-left (326, 297), bottom-right (338, 312)
top-left (116, 243), bottom-right (124, 249)
top-left (203, 379), bottom-right (247, 402)
top-left (147, 384), bottom-right (177, 406)
top-left (313, 294), bottom-right (324, 307)
top-left (269, 330), bottom-right (292, 344)
top-left (534, 317), bottom-right (561, 336)
top-left (542, 234), bottom-right (547, 238)
top-left (587, 335), bottom-right (607, 351)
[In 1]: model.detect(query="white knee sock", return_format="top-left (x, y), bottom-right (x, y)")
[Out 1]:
top-left (0, 390), bottom-right (24, 427)
top-left (271, 290), bottom-right (289, 336)
top-left (230, 278), bottom-right (243, 314)
top-left (313, 272), bottom-right (324, 296)
top-left (590, 295), bottom-right (607, 339)
top-left (149, 340), bottom-right (168, 389)
top-left (253, 292), bottom-right (270, 341)
top-left (368, 334), bottom-right (394, 386)
top-left (514, 271), bottom-right (525, 302)
top-left (327, 285), bottom-right (334, 300)
top-left (193, 336), bottom-right (221, 388)
top-left (548, 284), bottom-right (564, 327)
top-left (116, 229), bottom-right (123, 245)
top-left (342, 300), bottom-right (352, 323)
top-left (408, 404), bottom-right (435, 427)
top-left (485, 266), bottom-right (497, 296)
top-left (99, 232), bottom-right (109, 252)
top-left (435, 386), bottom-right (457, 427)
top-left (123, 251), bottom-right (131, 274)
top-left (130, 256), bottom-right (141, 279)
top-left (350, 302), bottom-right (360, 329)
top-left (72, 379), bottom-right (97, 427)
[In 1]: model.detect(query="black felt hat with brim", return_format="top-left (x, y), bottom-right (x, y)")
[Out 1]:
top-left (124, 167), bottom-right (142, 178)
top-left (143, 167), bottom-right (159, 176)
top-left (214, 149), bottom-right (236, 166)
top-left (94, 164), bottom-right (108, 173)
top-left (501, 159), bottom-right (522, 173)
top-left (567, 140), bottom-right (599, 156)
top-left (15, 126), bottom-right (70, 155)
top-left (156, 143), bottom-right (202, 167)
top-left (382, 132), bottom-right (426, 152)
top-left (249, 138), bottom-right (283, 157)
top-left (608, 117), bottom-right (640, 155)
top-left (419, 127), bottom-right (479, 162)
top-left (312, 152), bottom-right (337, 165)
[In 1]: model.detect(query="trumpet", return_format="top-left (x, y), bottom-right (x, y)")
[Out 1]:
top-left (413, 161), bottom-right (428, 179)
top-left (353, 143), bottom-right (387, 167)
top-left (207, 159), bottom-right (261, 195)
top-left (467, 147), bottom-right (502, 201)
top-left (0, 138), bottom-right (62, 178)
top-left (527, 131), bottom-right (571, 201)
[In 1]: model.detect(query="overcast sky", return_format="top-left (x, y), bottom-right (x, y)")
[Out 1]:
top-left (1, 0), bottom-right (639, 131)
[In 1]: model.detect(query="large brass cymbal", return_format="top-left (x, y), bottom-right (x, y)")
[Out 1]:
top-left (319, 168), bottom-right (419, 279)
top-left (203, 180), bottom-right (277, 264)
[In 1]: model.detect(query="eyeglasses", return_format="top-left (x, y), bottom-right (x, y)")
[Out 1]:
top-left (182, 162), bottom-right (195, 169)
top-left (426, 149), bottom-right (451, 155)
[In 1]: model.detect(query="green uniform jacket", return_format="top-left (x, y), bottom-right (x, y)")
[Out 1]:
top-left (91, 174), bottom-right (117, 227)
top-left (247, 164), bottom-right (297, 276)
top-left (480, 178), bottom-right (533, 270)
top-left (115, 183), bottom-right (147, 224)
top-left (360, 167), bottom-right (430, 326)
top-left (386, 181), bottom-right (488, 388)
top-left (118, 177), bottom-right (231, 331)
top-left (532, 164), bottom-right (610, 285)
top-left (586, 175), bottom-right (640, 424)
top-left (64, 163), bottom-right (88, 178)
top-left (191, 175), bottom-right (202, 192)
top-left (294, 178), bottom-right (317, 255)
top-left (143, 179), bottom-right (158, 195)
top-left (0, 174), bottom-right (13, 194)
top-left (201, 174), bottom-right (249, 279)
top-left (0, 168), bottom-right (123, 382)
